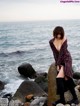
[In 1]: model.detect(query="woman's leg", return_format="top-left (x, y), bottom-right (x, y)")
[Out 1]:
top-left (66, 77), bottom-right (79, 104)
top-left (56, 65), bottom-right (64, 78)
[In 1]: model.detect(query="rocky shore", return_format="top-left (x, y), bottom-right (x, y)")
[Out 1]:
top-left (0, 62), bottom-right (80, 106)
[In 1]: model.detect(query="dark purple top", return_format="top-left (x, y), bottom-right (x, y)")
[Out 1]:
top-left (49, 38), bottom-right (73, 78)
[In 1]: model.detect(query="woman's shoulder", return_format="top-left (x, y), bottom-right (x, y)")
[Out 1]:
top-left (49, 38), bottom-right (54, 44)
top-left (64, 36), bottom-right (67, 41)
top-left (62, 36), bottom-right (67, 43)
top-left (49, 36), bottom-right (67, 44)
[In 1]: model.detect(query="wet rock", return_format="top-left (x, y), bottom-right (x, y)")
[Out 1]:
top-left (9, 100), bottom-right (22, 106)
top-left (36, 72), bottom-right (47, 78)
top-left (9, 100), bottom-right (14, 106)
top-left (25, 94), bottom-right (34, 102)
top-left (43, 99), bottom-right (48, 106)
top-left (73, 79), bottom-right (78, 85)
top-left (2, 93), bottom-right (12, 101)
top-left (76, 85), bottom-right (80, 92)
top-left (77, 79), bottom-right (80, 85)
top-left (73, 72), bottom-right (80, 79)
top-left (30, 96), bottom-right (47, 106)
top-left (13, 81), bottom-right (47, 102)
top-left (35, 75), bottom-right (48, 93)
top-left (24, 102), bottom-right (30, 106)
top-left (0, 98), bottom-right (8, 106)
top-left (0, 81), bottom-right (5, 90)
top-left (18, 63), bottom-right (36, 78)
top-left (56, 104), bottom-right (64, 106)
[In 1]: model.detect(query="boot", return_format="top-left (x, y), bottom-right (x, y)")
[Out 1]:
top-left (52, 78), bottom-right (66, 106)
top-left (66, 78), bottom-right (79, 105)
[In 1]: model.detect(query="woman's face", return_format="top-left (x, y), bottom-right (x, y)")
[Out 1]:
top-left (56, 34), bottom-right (61, 40)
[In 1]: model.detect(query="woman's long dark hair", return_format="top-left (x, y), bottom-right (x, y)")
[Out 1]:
top-left (53, 26), bottom-right (64, 39)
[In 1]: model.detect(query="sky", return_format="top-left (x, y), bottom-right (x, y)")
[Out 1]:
top-left (0, 0), bottom-right (80, 22)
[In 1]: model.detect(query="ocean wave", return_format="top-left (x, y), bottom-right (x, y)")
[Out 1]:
top-left (0, 50), bottom-right (26, 57)
top-left (0, 46), bottom-right (47, 57)
top-left (0, 53), bottom-right (8, 57)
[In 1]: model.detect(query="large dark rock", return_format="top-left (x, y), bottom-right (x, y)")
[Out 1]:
top-left (48, 63), bottom-right (80, 106)
top-left (35, 74), bottom-right (48, 93)
top-left (13, 81), bottom-right (47, 102)
top-left (18, 63), bottom-right (36, 78)
top-left (77, 79), bottom-right (80, 85)
top-left (73, 72), bottom-right (80, 79)
top-left (0, 81), bottom-right (5, 90)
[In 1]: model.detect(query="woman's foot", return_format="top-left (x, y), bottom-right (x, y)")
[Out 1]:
top-left (66, 98), bottom-right (79, 105)
top-left (52, 99), bottom-right (66, 106)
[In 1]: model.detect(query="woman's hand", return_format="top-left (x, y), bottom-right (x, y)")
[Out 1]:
top-left (57, 65), bottom-right (59, 71)
top-left (57, 65), bottom-right (64, 71)
top-left (60, 65), bottom-right (64, 70)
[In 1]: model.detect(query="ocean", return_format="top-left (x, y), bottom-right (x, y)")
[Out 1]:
top-left (0, 20), bottom-right (80, 96)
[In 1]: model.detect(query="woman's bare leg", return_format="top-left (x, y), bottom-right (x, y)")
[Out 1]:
top-left (56, 66), bottom-right (65, 78)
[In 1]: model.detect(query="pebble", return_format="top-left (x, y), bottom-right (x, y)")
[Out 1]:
top-left (56, 103), bottom-right (64, 106)
top-left (9, 100), bottom-right (22, 106)
top-left (30, 97), bottom-right (47, 106)
top-left (0, 98), bottom-right (8, 106)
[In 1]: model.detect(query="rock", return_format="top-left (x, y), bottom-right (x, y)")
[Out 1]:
top-left (43, 99), bottom-right (48, 106)
top-left (30, 96), bottom-right (47, 106)
top-left (13, 81), bottom-right (47, 102)
top-left (35, 75), bottom-right (48, 93)
top-left (70, 104), bottom-right (76, 106)
top-left (56, 103), bottom-right (64, 106)
top-left (9, 100), bottom-right (14, 106)
top-left (24, 102), bottom-right (30, 106)
top-left (0, 98), bottom-right (8, 106)
top-left (14, 100), bottom-right (22, 106)
top-left (36, 72), bottom-right (48, 78)
top-left (73, 79), bottom-right (78, 85)
top-left (75, 86), bottom-right (80, 102)
top-left (9, 100), bottom-right (22, 106)
top-left (76, 85), bottom-right (80, 92)
top-left (48, 63), bottom-right (59, 106)
top-left (77, 79), bottom-right (80, 85)
top-left (25, 94), bottom-right (34, 100)
top-left (0, 81), bottom-right (5, 90)
top-left (73, 79), bottom-right (80, 86)
top-left (18, 63), bottom-right (36, 78)
top-left (64, 85), bottom-right (80, 102)
top-left (25, 94), bottom-right (34, 102)
top-left (2, 93), bottom-right (12, 101)
top-left (65, 104), bottom-right (70, 106)
top-left (73, 72), bottom-right (80, 79)
top-left (48, 63), bottom-right (80, 106)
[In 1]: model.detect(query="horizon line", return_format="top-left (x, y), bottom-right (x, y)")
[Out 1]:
top-left (0, 19), bottom-right (80, 23)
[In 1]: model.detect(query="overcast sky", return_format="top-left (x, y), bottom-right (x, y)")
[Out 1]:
top-left (0, 0), bottom-right (80, 22)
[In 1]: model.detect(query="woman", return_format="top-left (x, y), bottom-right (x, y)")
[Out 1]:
top-left (49, 26), bottom-right (79, 105)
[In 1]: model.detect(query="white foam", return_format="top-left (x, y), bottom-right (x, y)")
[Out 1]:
top-left (2, 79), bottom-right (23, 96)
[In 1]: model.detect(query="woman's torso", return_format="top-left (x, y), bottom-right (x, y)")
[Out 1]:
top-left (53, 38), bottom-right (66, 52)
top-left (49, 37), bottom-right (72, 65)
